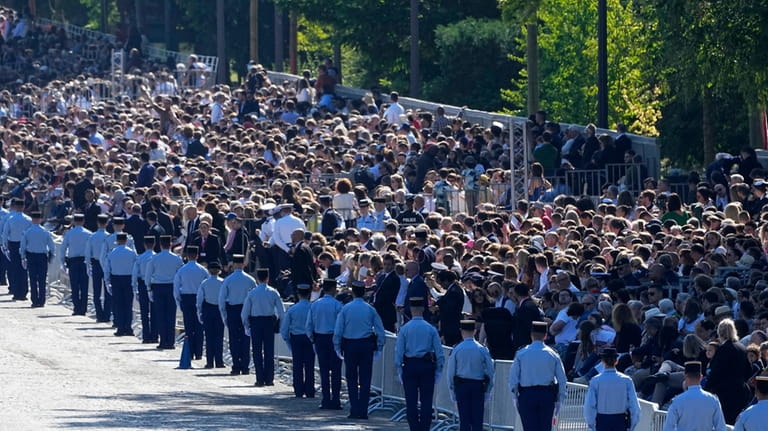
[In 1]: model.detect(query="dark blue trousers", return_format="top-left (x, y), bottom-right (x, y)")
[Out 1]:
top-left (137, 279), bottom-right (156, 342)
top-left (201, 302), bottom-right (224, 366)
top-left (151, 283), bottom-right (176, 348)
top-left (249, 316), bottom-right (276, 384)
top-left (180, 294), bottom-right (203, 358)
top-left (26, 252), bottom-right (47, 306)
top-left (67, 257), bottom-right (88, 315)
top-left (315, 333), bottom-right (342, 408)
top-left (455, 379), bottom-right (484, 431)
top-left (343, 337), bottom-right (375, 418)
top-left (403, 359), bottom-right (436, 431)
top-left (290, 333), bottom-right (315, 397)
top-left (91, 259), bottom-right (111, 321)
top-left (0, 246), bottom-right (9, 287)
top-left (596, 413), bottom-right (627, 431)
top-left (8, 241), bottom-right (28, 299)
top-left (110, 275), bottom-right (133, 334)
top-left (518, 386), bottom-right (556, 431)
top-left (226, 303), bottom-right (250, 372)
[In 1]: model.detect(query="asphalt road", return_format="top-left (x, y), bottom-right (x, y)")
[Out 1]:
top-left (0, 293), bottom-right (402, 431)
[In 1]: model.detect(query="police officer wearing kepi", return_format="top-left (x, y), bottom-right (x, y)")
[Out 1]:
top-left (196, 261), bottom-right (226, 369)
top-left (219, 254), bottom-right (255, 375)
top-left (61, 213), bottom-right (92, 315)
top-left (20, 211), bottom-right (55, 308)
top-left (132, 236), bottom-right (157, 343)
top-left (446, 319), bottom-right (495, 431)
top-left (663, 361), bottom-right (726, 431)
top-left (242, 267), bottom-right (285, 386)
top-left (280, 284), bottom-right (315, 397)
top-left (104, 233), bottom-right (138, 336)
top-left (174, 246), bottom-right (209, 360)
top-left (100, 216), bottom-right (135, 264)
top-left (86, 214), bottom-right (111, 322)
top-left (3, 198), bottom-right (31, 301)
top-left (145, 235), bottom-right (184, 350)
top-left (583, 347), bottom-right (641, 431)
top-left (395, 296), bottom-right (445, 431)
top-left (306, 278), bottom-right (344, 410)
top-left (734, 375), bottom-right (768, 431)
top-left (508, 321), bottom-right (567, 431)
top-left (334, 280), bottom-right (386, 420)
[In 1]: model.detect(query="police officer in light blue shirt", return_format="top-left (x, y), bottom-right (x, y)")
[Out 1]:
top-left (173, 246), bottom-right (209, 360)
top-left (145, 235), bottom-right (183, 350)
top-left (86, 214), bottom-right (111, 322)
top-left (196, 262), bottom-right (225, 368)
top-left (663, 361), bottom-right (726, 431)
top-left (371, 197), bottom-right (391, 231)
top-left (0, 195), bottom-right (10, 291)
top-left (242, 267), bottom-right (284, 387)
top-left (132, 236), bottom-right (157, 343)
top-left (20, 211), bottom-right (55, 308)
top-left (219, 254), bottom-right (256, 375)
top-left (395, 296), bottom-right (444, 431)
top-left (60, 214), bottom-right (92, 315)
top-left (334, 280), bottom-right (386, 420)
top-left (356, 199), bottom-right (377, 231)
top-left (99, 217), bottom-right (135, 264)
top-left (508, 321), bottom-right (567, 431)
top-left (3, 198), bottom-right (31, 301)
top-left (446, 319), bottom-right (495, 431)
top-left (280, 284), bottom-right (314, 397)
top-left (584, 348), bottom-right (641, 431)
top-left (306, 278), bottom-right (344, 410)
top-left (734, 376), bottom-right (768, 431)
top-left (103, 233), bottom-right (137, 336)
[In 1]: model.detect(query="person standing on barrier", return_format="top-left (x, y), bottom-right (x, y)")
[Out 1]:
top-left (86, 214), bottom-right (111, 322)
top-left (174, 246), bottom-right (209, 360)
top-left (733, 375), bottom-right (768, 431)
top-left (583, 348), bottom-right (640, 431)
top-left (145, 235), bottom-right (183, 350)
top-left (280, 284), bottom-right (315, 397)
top-left (242, 267), bottom-right (284, 387)
top-left (334, 280), bottom-right (386, 420)
top-left (219, 254), bottom-right (254, 375)
top-left (395, 296), bottom-right (445, 431)
top-left (20, 211), bottom-right (55, 308)
top-left (60, 214), bottom-right (92, 316)
top-left (662, 361), bottom-right (726, 431)
top-left (196, 261), bottom-right (225, 369)
top-left (307, 278), bottom-right (344, 410)
top-left (508, 321), bottom-right (567, 431)
top-left (132, 236), bottom-right (157, 344)
top-left (3, 198), bottom-right (31, 301)
top-left (446, 319), bottom-right (495, 431)
top-left (103, 233), bottom-right (137, 336)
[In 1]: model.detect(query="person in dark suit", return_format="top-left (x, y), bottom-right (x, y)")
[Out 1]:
top-left (73, 168), bottom-right (95, 209)
top-left (373, 253), bottom-right (400, 332)
top-left (403, 261), bottom-right (431, 322)
top-left (290, 228), bottom-right (317, 289)
top-left (510, 282), bottom-right (544, 358)
top-left (192, 221), bottom-right (222, 267)
top-left (434, 269), bottom-right (464, 346)
top-left (319, 195), bottom-right (343, 239)
top-left (124, 204), bottom-right (148, 254)
top-left (82, 189), bottom-right (101, 233)
top-left (614, 123), bottom-right (632, 155)
top-left (704, 319), bottom-right (753, 424)
top-left (223, 214), bottom-right (249, 265)
top-left (205, 202), bottom-right (227, 245)
top-left (183, 207), bottom-right (200, 249)
top-left (414, 229), bottom-right (435, 275)
top-left (145, 211), bottom-right (166, 252)
top-left (150, 196), bottom-right (174, 239)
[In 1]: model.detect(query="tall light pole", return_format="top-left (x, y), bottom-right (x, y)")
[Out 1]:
top-left (249, 0), bottom-right (259, 62)
top-left (216, 0), bottom-right (227, 84)
top-left (597, 0), bottom-right (608, 128)
top-left (409, 0), bottom-right (420, 97)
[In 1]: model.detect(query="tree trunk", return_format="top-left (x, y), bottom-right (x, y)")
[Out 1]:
top-left (748, 104), bottom-right (766, 149)
top-left (597, 0), bottom-right (608, 128)
top-left (249, 0), bottom-right (259, 62)
top-left (164, 0), bottom-right (176, 51)
top-left (333, 42), bottom-right (341, 84)
top-left (702, 89), bottom-right (715, 164)
top-left (133, 0), bottom-right (144, 31)
top-left (100, 0), bottom-right (108, 33)
top-left (289, 12), bottom-right (297, 74)
top-left (274, 6), bottom-right (284, 72)
top-left (216, 0), bottom-right (227, 84)
top-left (526, 22), bottom-right (539, 116)
top-left (409, 0), bottom-right (420, 97)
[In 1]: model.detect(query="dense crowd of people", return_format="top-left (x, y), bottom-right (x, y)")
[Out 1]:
top-left (4, 5), bottom-right (768, 430)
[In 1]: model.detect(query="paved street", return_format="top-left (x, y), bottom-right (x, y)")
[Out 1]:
top-left (0, 294), bottom-right (401, 431)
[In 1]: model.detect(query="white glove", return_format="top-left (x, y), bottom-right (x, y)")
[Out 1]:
top-left (106, 283), bottom-right (112, 296)
top-left (449, 390), bottom-right (456, 403)
top-left (336, 348), bottom-right (344, 360)
top-left (21, 259), bottom-right (27, 270)
top-left (373, 350), bottom-right (381, 362)
top-left (148, 291), bottom-right (154, 302)
top-left (554, 402), bottom-right (561, 416)
top-left (511, 393), bottom-right (519, 410)
top-left (398, 369), bottom-right (403, 385)
top-left (60, 264), bottom-right (67, 274)
top-left (87, 266), bottom-right (92, 277)
top-left (245, 328), bottom-right (251, 337)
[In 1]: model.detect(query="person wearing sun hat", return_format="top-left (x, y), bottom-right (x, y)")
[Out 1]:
top-left (662, 361), bottom-right (726, 431)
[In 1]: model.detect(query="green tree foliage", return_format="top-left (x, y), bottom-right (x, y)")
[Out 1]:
top-left (422, 18), bottom-right (519, 112)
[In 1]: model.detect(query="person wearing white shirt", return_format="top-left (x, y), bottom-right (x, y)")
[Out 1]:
top-left (271, 204), bottom-right (306, 276)
top-left (382, 91), bottom-right (405, 125)
top-left (210, 92), bottom-right (226, 124)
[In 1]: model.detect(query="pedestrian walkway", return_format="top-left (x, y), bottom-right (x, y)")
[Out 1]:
top-left (0, 293), bottom-right (401, 431)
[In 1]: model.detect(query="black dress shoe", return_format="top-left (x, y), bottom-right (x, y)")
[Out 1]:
top-left (264, 382), bottom-right (274, 386)
top-left (204, 363), bottom-right (214, 369)
top-left (254, 381), bottom-right (264, 387)
top-left (330, 404), bottom-right (343, 410)
top-left (142, 340), bottom-right (155, 344)
top-left (194, 355), bottom-right (202, 360)
top-left (230, 369), bottom-right (240, 375)
top-left (241, 369), bottom-right (250, 375)
top-left (305, 393), bottom-right (315, 398)
top-left (215, 364), bottom-right (227, 368)
top-left (96, 318), bottom-right (111, 323)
